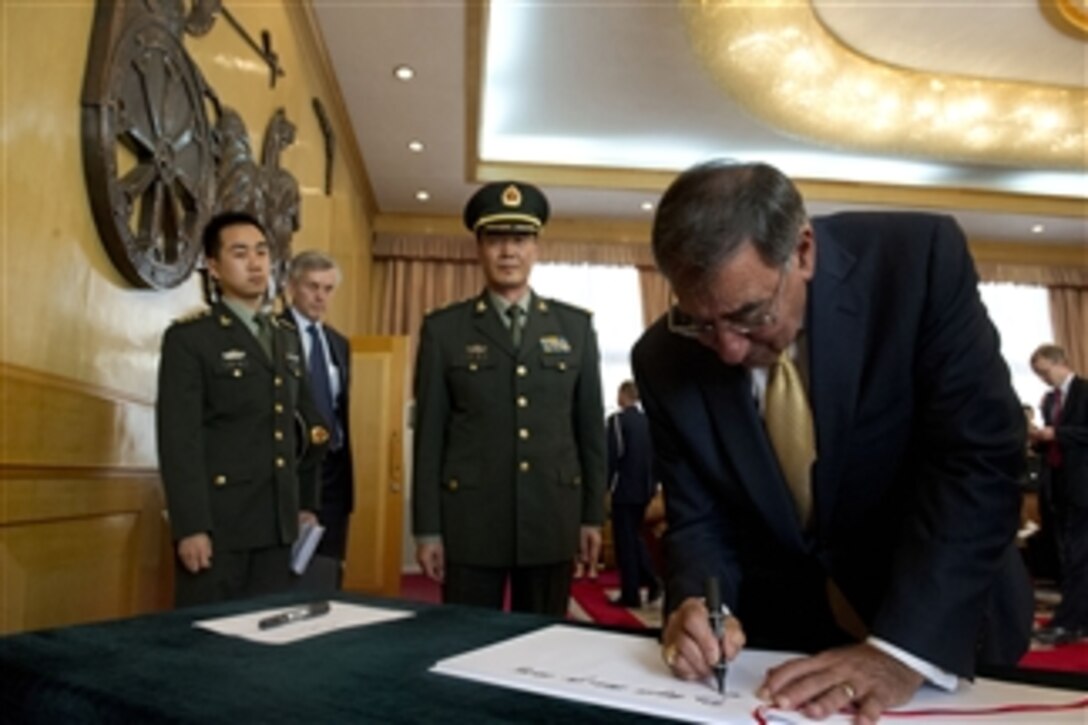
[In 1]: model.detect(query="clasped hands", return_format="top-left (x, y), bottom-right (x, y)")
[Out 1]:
top-left (662, 596), bottom-right (923, 725)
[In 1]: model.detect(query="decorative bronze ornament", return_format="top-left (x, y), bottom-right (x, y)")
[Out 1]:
top-left (81, 1), bottom-right (217, 288)
top-left (312, 98), bottom-right (335, 196)
top-left (213, 106), bottom-right (300, 299)
top-left (82, 1), bottom-right (300, 292)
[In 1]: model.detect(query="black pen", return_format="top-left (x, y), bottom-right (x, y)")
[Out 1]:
top-left (705, 577), bottom-right (727, 694)
top-left (257, 600), bottom-right (331, 630)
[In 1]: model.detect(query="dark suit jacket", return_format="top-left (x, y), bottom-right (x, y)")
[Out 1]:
top-left (156, 303), bottom-right (326, 552)
top-left (632, 212), bottom-right (1031, 676)
top-left (282, 311), bottom-right (355, 517)
top-left (412, 290), bottom-right (607, 567)
top-left (607, 406), bottom-right (655, 507)
top-left (1041, 375), bottom-right (1088, 507)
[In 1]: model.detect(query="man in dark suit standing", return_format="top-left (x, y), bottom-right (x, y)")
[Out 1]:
top-left (1030, 343), bottom-right (1088, 644)
top-left (633, 161), bottom-right (1031, 722)
top-left (157, 211), bottom-right (328, 607)
top-left (285, 251), bottom-right (354, 588)
top-left (412, 181), bottom-right (606, 617)
top-left (606, 380), bottom-right (661, 608)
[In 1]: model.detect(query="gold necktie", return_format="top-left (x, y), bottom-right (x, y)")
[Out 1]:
top-left (764, 351), bottom-right (816, 526)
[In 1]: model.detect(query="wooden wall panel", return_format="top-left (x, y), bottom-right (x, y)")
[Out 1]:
top-left (0, 365), bottom-right (170, 635)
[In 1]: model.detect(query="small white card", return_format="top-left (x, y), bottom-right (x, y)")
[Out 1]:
top-left (194, 602), bottom-right (413, 645)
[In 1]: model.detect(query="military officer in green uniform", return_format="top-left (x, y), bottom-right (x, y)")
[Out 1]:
top-left (412, 181), bottom-right (607, 616)
top-left (156, 211), bottom-right (328, 608)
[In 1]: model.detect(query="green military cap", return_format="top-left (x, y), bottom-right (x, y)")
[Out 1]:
top-left (463, 181), bottom-right (550, 234)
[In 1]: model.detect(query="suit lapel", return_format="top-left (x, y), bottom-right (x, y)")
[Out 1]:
top-left (216, 303), bottom-right (272, 370)
top-left (518, 293), bottom-right (556, 361)
top-left (806, 225), bottom-right (864, 531)
top-left (1060, 377), bottom-right (1086, 423)
top-left (700, 360), bottom-right (807, 551)
top-left (471, 291), bottom-right (519, 358)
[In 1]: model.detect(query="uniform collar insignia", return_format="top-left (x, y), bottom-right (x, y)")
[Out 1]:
top-left (475, 299), bottom-right (488, 314)
top-left (537, 299), bottom-right (549, 313)
top-left (539, 335), bottom-right (571, 353)
top-left (219, 314), bottom-right (233, 326)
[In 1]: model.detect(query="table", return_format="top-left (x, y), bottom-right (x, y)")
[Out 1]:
top-left (1, 593), bottom-right (1082, 723)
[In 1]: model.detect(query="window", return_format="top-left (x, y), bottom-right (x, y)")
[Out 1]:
top-left (978, 283), bottom-right (1052, 422)
top-left (531, 263), bottom-right (644, 415)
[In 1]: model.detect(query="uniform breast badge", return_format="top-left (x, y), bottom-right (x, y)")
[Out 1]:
top-left (539, 335), bottom-right (571, 354)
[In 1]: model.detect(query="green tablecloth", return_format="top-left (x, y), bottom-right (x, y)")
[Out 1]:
top-left (3, 593), bottom-right (1082, 723)
top-left (0, 593), bottom-right (672, 724)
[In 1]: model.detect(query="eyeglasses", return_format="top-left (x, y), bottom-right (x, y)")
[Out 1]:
top-left (667, 261), bottom-right (790, 340)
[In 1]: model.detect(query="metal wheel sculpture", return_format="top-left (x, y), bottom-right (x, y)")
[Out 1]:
top-left (82, 4), bottom-right (216, 288)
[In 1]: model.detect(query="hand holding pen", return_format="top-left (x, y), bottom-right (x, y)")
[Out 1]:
top-left (660, 584), bottom-right (745, 689)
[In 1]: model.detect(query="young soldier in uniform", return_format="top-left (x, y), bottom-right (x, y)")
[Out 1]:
top-left (156, 211), bottom-right (328, 607)
top-left (412, 181), bottom-right (607, 617)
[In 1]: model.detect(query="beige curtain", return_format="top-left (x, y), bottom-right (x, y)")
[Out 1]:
top-left (1049, 286), bottom-right (1088, 375)
top-left (638, 267), bottom-right (671, 329)
top-left (975, 263), bottom-right (1088, 287)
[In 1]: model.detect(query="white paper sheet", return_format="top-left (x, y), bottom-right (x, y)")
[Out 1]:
top-left (194, 601), bottom-right (413, 645)
top-left (290, 521), bottom-right (325, 574)
top-left (432, 625), bottom-right (1085, 724)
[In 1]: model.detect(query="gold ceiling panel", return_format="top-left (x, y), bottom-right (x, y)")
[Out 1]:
top-left (682, 0), bottom-right (1086, 169)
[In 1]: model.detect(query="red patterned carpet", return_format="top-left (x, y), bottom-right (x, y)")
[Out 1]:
top-left (399, 572), bottom-right (1086, 675)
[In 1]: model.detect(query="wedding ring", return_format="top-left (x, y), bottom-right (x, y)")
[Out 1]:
top-left (841, 682), bottom-right (857, 701)
top-left (663, 643), bottom-right (678, 667)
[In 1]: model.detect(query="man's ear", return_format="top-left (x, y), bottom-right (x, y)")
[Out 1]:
top-left (796, 223), bottom-right (817, 280)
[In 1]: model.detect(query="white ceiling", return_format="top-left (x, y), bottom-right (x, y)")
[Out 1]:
top-left (312, 0), bottom-right (1087, 246)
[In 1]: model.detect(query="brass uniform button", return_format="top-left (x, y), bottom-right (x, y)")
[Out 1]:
top-left (232, 369), bottom-right (242, 378)
top-left (517, 396), bottom-right (528, 408)
top-left (274, 403), bottom-right (284, 413)
top-left (519, 461), bottom-right (530, 473)
top-left (516, 365), bottom-right (528, 377)
top-left (274, 430), bottom-right (284, 441)
top-left (518, 428), bottom-right (530, 440)
top-left (449, 479), bottom-right (460, 492)
top-left (275, 457), bottom-right (285, 468)
top-left (558, 361), bottom-right (567, 371)
top-left (274, 376), bottom-right (283, 387)
top-left (214, 475), bottom-right (227, 486)
top-left (469, 363), bottom-right (478, 372)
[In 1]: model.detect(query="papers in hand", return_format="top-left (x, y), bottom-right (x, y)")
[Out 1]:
top-left (291, 520), bottom-right (325, 575)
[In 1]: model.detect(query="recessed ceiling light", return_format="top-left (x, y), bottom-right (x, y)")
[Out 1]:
top-left (415, 190), bottom-right (430, 202)
top-left (640, 201), bottom-right (654, 212)
top-left (1030, 223), bottom-right (1045, 234)
top-left (393, 64), bottom-right (415, 81)
top-left (407, 140), bottom-right (424, 153)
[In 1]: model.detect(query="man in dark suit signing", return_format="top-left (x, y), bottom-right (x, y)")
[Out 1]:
top-left (286, 251), bottom-right (355, 587)
top-left (412, 181), bottom-right (606, 616)
top-left (633, 161), bottom-right (1031, 723)
top-left (1030, 343), bottom-right (1088, 644)
top-left (606, 380), bottom-right (661, 608)
top-left (157, 211), bottom-right (328, 607)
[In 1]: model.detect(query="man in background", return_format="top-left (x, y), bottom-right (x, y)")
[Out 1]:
top-left (286, 251), bottom-right (355, 588)
top-left (157, 211), bottom-right (327, 607)
top-left (1030, 343), bottom-right (1088, 644)
top-left (412, 181), bottom-right (606, 616)
top-left (634, 160), bottom-right (1031, 723)
top-left (606, 380), bottom-right (661, 608)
